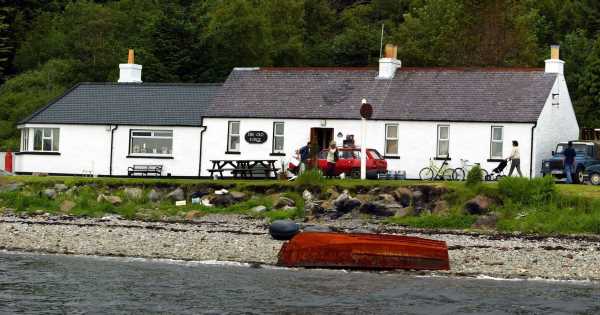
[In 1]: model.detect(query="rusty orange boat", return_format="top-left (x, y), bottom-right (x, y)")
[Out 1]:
top-left (277, 232), bottom-right (450, 271)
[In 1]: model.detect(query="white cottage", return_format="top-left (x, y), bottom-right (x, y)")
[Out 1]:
top-left (15, 46), bottom-right (578, 179)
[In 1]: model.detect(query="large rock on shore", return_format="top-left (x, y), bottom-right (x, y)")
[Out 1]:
top-left (97, 194), bottom-right (122, 205)
top-left (124, 187), bottom-right (143, 200)
top-left (147, 189), bottom-right (161, 202)
top-left (393, 187), bottom-right (413, 207)
top-left (0, 183), bottom-right (23, 193)
top-left (42, 188), bottom-right (57, 199)
top-left (465, 195), bottom-right (494, 215)
top-left (209, 194), bottom-right (236, 207)
top-left (472, 213), bottom-right (499, 229)
top-left (60, 200), bottom-right (76, 212)
top-left (274, 196), bottom-right (295, 209)
top-left (54, 183), bottom-right (68, 192)
top-left (333, 191), bottom-right (362, 213)
top-left (358, 201), bottom-right (397, 217)
top-left (166, 188), bottom-right (185, 201)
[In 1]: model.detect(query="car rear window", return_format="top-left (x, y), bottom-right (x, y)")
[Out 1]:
top-left (368, 149), bottom-right (384, 159)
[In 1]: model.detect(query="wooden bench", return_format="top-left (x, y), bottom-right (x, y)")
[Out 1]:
top-left (127, 165), bottom-right (163, 177)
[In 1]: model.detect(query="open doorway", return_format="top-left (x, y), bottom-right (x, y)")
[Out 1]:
top-left (310, 128), bottom-right (334, 153)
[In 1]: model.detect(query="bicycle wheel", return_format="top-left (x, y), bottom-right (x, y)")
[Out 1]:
top-left (419, 167), bottom-right (434, 180)
top-left (443, 168), bottom-right (454, 181)
top-left (481, 169), bottom-right (489, 181)
top-left (453, 168), bottom-right (466, 181)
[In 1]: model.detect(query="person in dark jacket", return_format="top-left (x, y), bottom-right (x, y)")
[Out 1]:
top-left (298, 142), bottom-right (310, 173)
top-left (563, 141), bottom-right (577, 184)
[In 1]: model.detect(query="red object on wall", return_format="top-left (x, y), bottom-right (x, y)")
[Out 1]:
top-left (5, 149), bottom-right (13, 173)
top-left (277, 232), bottom-right (450, 271)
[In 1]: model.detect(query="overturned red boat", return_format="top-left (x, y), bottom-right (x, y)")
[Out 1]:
top-left (277, 232), bottom-right (450, 271)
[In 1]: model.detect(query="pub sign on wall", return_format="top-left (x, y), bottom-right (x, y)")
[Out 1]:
top-left (245, 131), bottom-right (268, 144)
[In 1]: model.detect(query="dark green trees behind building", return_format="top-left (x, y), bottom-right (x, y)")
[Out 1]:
top-left (0, 0), bottom-right (599, 149)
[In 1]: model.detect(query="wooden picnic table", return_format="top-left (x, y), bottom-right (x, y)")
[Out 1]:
top-left (208, 159), bottom-right (279, 179)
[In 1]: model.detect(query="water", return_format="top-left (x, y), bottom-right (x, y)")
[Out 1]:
top-left (0, 252), bottom-right (599, 314)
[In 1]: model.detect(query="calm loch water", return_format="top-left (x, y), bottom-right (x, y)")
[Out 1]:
top-left (0, 252), bottom-right (598, 314)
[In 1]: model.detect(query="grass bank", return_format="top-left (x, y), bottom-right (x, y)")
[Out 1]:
top-left (1, 174), bottom-right (600, 235)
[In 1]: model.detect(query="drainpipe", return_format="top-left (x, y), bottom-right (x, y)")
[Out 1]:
top-left (529, 123), bottom-right (537, 178)
top-left (109, 125), bottom-right (118, 176)
top-left (198, 118), bottom-right (207, 177)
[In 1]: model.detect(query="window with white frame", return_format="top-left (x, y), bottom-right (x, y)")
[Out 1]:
top-left (129, 130), bottom-right (173, 155)
top-left (552, 93), bottom-right (559, 106)
top-left (490, 126), bottom-right (503, 159)
top-left (33, 128), bottom-right (59, 152)
top-left (385, 123), bottom-right (399, 155)
top-left (227, 121), bottom-right (240, 152)
top-left (437, 125), bottom-right (449, 158)
top-left (21, 128), bottom-right (29, 151)
top-left (273, 122), bottom-right (284, 153)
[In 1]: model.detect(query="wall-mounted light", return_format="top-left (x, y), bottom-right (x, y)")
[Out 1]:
top-left (320, 119), bottom-right (327, 127)
top-left (337, 132), bottom-right (343, 138)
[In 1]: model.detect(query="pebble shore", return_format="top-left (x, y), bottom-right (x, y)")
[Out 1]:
top-left (0, 214), bottom-right (598, 281)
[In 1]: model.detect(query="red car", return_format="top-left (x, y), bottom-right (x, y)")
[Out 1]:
top-left (311, 147), bottom-right (387, 178)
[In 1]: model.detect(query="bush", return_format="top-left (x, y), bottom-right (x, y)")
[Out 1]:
top-left (498, 175), bottom-right (556, 205)
top-left (466, 165), bottom-right (483, 187)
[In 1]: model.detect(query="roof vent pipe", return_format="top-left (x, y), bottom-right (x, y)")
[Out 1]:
top-left (378, 44), bottom-right (401, 79)
top-left (118, 49), bottom-right (143, 83)
top-left (544, 45), bottom-right (564, 75)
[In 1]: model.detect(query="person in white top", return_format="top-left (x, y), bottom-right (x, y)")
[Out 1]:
top-left (507, 140), bottom-right (522, 177)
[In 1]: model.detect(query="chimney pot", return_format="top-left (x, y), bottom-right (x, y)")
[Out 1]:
top-left (118, 49), bottom-right (142, 83)
top-left (128, 49), bottom-right (135, 64)
top-left (378, 43), bottom-right (401, 79)
top-left (545, 44), bottom-right (564, 75)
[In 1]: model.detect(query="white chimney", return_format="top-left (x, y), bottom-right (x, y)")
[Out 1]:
top-left (378, 44), bottom-right (401, 79)
top-left (118, 49), bottom-right (142, 83)
top-left (545, 45), bottom-right (564, 75)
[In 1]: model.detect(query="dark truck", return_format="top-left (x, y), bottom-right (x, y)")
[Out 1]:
top-left (541, 141), bottom-right (600, 183)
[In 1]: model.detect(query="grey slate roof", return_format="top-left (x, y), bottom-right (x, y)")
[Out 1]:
top-left (22, 83), bottom-right (220, 126)
top-left (208, 67), bottom-right (558, 123)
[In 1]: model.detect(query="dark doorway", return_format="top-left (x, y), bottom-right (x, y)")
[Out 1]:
top-left (310, 128), bottom-right (334, 152)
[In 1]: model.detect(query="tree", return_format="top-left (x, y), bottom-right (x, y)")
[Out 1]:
top-left (0, 59), bottom-right (75, 150)
top-left (0, 10), bottom-right (11, 82)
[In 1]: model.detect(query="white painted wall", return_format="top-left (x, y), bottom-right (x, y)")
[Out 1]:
top-left (533, 75), bottom-right (580, 176)
top-left (15, 124), bottom-right (111, 175)
top-left (111, 125), bottom-right (203, 176)
top-left (15, 124), bottom-right (204, 177)
top-left (202, 118), bottom-right (534, 178)
top-left (0, 152), bottom-right (5, 171)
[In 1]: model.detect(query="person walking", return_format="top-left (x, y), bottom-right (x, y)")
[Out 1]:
top-left (298, 142), bottom-right (310, 174)
top-left (326, 141), bottom-right (338, 178)
top-left (563, 141), bottom-right (577, 184)
top-left (507, 140), bottom-right (522, 177)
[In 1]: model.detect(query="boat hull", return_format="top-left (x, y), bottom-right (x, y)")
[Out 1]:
top-left (277, 232), bottom-right (450, 270)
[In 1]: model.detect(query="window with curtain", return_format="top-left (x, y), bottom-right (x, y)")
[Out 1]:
top-left (490, 126), bottom-right (503, 159)
top-left (273, 122), bottom-right (284, 153)
top-left (129, 130), bottom-right (173, 155)
top-left (228, 121), bottom-right (240, 152)
top-left (437, 125), bottom-right (449, 158)
top-left (33, 128), bottom-right (59, 152)
top-left (21, 128), bottom-right (29, 151)
top-left (385, 124), bottom-right (398, 155)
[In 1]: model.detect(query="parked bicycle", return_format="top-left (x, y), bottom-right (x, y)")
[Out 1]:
top-left (453, 159), bottom-right (488, 181)
top-left (419, 158), bottom-right (454, 181)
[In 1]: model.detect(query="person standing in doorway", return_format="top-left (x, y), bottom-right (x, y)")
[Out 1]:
top-left (507, 140), bottom-right (522, 177)
top-left (563, 141), bottom-right (577, 184)
top-left (326, 141), bottom-right (338, 178)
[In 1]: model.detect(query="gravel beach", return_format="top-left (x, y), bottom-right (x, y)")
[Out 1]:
top-left (0, 214), bottom-right (598, 281)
